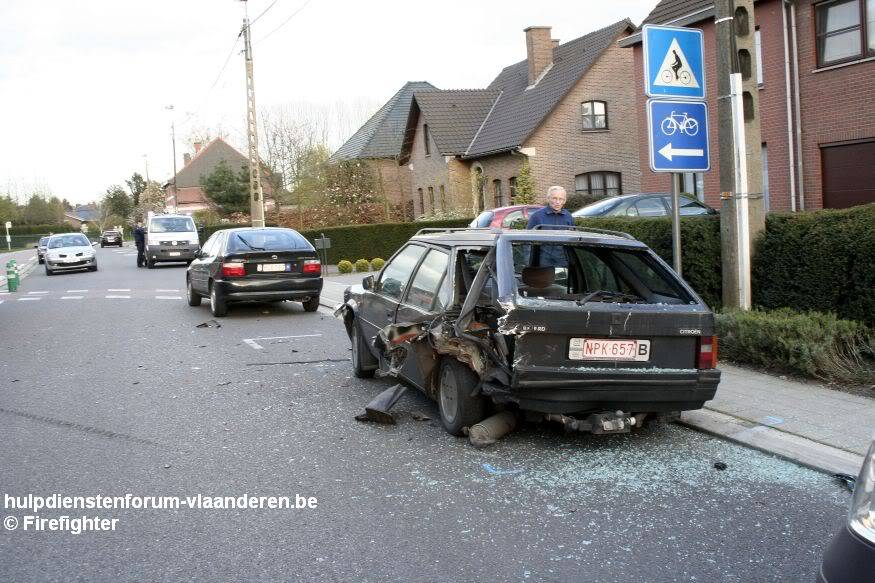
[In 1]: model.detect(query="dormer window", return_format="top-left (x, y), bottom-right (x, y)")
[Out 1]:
top-left (581, 101), bottom-right (607, 131)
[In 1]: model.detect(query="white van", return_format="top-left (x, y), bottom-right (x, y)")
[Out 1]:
top-left (145, 214), bottom-right (200, 268)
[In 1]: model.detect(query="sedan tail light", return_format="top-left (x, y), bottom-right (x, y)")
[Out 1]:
top-left (697, 336), bottom-right (718, 369)
top-left (302, 259), bottom-right (321, 275)
top-left (221, 262), bottom-right (246, 277)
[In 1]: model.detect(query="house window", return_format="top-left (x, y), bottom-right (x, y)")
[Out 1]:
top-left (493, 180), bottom-right (503, 207)
top-left (754, 27), bottom-right (764, 85)
top-left (581, 101), bottom-right (607, 130)
top-left (509, 177), bottom-right (517, 202)
top-left (417, 188), bottom-right (424, 214)
top-left (428, 186), bottom-right (435, 211)
top-left (423, 124), bottom-right (431, 156)
top-left (815, 0), bottom-right (874, 66)
top-left (575, 171), bottom-right (621, 197)
top-left (439, 185), bottom-right (446, 211)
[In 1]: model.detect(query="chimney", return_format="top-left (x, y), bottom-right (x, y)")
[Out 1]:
top-left (552, 39), bottom-right (560, 50)
top-left (194, 142), bottom-right (202, 153)
top-left (183, 153), bottom-right (191, 166)
top-left (525, 26), bottom-right (553, 86)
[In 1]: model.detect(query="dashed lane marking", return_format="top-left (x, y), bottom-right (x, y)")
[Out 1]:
top-left (61, 296), bottom-right (83, 300)
top-left (67, 289), bottom-right (88, 293)
top-left (17, 297), bottom-right (41, 301)
top-left (27, 291), bottom-right (49, 295)
top-left (155, 296), bottom-right (182, 300)
top-left (156, 289), bottom-right (179, 292)
top-left (107, 288), bottom-right (131, 292)
top-left (105, 295), bottom-right (131, 299)
top-left (242, 334), bottom-right (323, 350)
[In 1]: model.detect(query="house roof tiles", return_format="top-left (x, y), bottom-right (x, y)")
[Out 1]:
top-left (412, 89), bottom-right (502, 155)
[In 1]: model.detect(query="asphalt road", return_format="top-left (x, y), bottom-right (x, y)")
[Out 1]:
top-left (0, 245), bottom-right (852, 582)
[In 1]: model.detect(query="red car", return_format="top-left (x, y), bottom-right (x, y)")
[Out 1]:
top-left (469, 205), bottom-right (544, 228)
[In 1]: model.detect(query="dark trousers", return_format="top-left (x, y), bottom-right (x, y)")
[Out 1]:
top-left (136, 243), bottom-right (145, 267)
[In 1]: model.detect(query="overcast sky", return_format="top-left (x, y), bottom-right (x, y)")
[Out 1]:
top-left (0, 0), bottom-right (658, 205)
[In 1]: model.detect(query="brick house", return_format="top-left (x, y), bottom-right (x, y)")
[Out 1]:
top-left (398, 20), bottom-right (641, 218)
top-left (621, 0), bottom-right (875, 211)
top-left (164, 137), bottom-right (280, 215)
top-left (330, 81), bottom-right (437, 218)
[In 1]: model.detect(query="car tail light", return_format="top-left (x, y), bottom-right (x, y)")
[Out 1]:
top-left (221, 262), bottom-right (246, 277)
top-left (302, 259), bottom-right (321, 275)
top-left (697, 336), bottom-right (718, 369)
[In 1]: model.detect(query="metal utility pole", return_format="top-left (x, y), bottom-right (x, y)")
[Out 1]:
top-left (715, 0), bottom-right (763, 310)
top-left (143, 154), bottom-right (150, 183)
top-left (165, 105), bottom-right (179, 213)
top-left (240, 0), bottom-right (266, 228)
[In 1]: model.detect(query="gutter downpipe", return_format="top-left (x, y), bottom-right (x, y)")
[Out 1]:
top-left (782, 0), bottom-right (797, 212)
top-left (789, 0), bottom-right (805, 210)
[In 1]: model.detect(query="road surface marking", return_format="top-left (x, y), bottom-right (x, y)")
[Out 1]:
top-left (0, 300), bottom-right (4, 305)
top-left (325, 281), bottom-right (349, 286)
top-left (156, 289), bottom-right (179, 292)
top-left (108, 288), bottom-right (131, 292)
top-left (18, 297), bottom-right (41, 301)
top-left (242, 334), bottom-right (322, 350)
top-left (105, 295), bottom-right (131, 299)
top-left (27, 291), bottom-right (49, 295)
top-left (67, 289), bottom-right (88, 293)
top-left (61, 296), bottom-right (83, 300)
top-left (155, 296), bottom-right (183, 300)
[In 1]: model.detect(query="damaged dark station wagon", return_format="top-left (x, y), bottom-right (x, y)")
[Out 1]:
top-left (337, 226), bottom-right (720, 437)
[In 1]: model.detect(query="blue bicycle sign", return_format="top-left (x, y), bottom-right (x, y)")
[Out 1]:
top-left (660, 111), bottom-right (699, 136)
top-left (647, 99), bottom-right (709, 173)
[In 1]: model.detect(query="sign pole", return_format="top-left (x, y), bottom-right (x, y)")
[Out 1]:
top-left (671, 173), bottom-right (682, 277)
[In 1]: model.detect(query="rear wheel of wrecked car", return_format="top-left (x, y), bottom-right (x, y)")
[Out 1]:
top-left (302, 296), bottom-right (320, 312)
top-left (351, 325), bottom-right (376, 379)
top-left (438, 359), bottom-right (485, 436)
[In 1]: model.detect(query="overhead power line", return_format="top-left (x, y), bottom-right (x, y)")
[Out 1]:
top-left (178, 32), bottom-right (244, 128)
top-left (249, 0), bottom-right (282, 27)
top-left (257, 0), bottom-right (312, 44)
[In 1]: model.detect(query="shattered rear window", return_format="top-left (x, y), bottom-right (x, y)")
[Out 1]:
top-left (511, 242), bottom-right (692, 305)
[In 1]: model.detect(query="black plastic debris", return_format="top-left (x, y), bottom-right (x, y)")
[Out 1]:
top-left (354, 384), bottom-right (408, 425)
top-left (713, 461), bottom-right (728, 471)
top-left (834, 473), bottom-right (856, 492)
top-left (411, 411), bottom-right (431, 421)
top-left (196, 320), bottom-right (221, 328)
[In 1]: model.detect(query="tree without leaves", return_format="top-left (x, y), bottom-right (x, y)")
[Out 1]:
top-left (131, 181), bottom-right (166, 223)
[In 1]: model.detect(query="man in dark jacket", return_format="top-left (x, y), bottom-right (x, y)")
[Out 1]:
top-left (527, 186), bottom-right (574, 266)
top-left (133, 222), bottom-right (146, 267)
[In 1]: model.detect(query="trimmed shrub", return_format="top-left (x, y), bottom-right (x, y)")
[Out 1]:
top-left (752, 203), bottom-right (875, 327)
top-left (337, 260), bottom-right (353, 274)
top-left (355, 259), bottom-right (370, 272)
top-left (716, 308), bottom-right (874, 385)
top-left (371, 257), bottom-right (385, 271)
top-left (578, 215), bottom-right (722, 309)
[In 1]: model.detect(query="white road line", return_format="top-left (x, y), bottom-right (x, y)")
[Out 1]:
top-left (18, 297), bottom-right (41, 301)
top-left (242, 334), bottom-right (323, 351)
top-left (108, 288), bottom-right (131, 292)
top-left (61, 296), bottom-right (84, 300)
top-left (0, 300), bottom-right (4, 305)
top-left (67, 289), bottom-right (88, 293)
top-left (155, 296), bottom-right (183, 300)
top-left (105, 295), bottom-right (131, 299)
top-left (325, 281), bottom-right (349, 286)
top-left (156, 289), bottom-right (179, 292)
top-left (27, 291), bottom-right (49, 295)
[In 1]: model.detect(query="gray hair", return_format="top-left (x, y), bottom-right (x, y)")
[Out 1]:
top-left (546, 186), bottom-right (566, 200)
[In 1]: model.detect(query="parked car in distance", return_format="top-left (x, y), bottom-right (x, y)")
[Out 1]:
top-left (338, 226), bottom-right (720, 437)
top-left (44, 233), bottom-right (97, 275)
top-left (817, 437), bottom-right (875, 582)
top-left (100, 230), bottom-right (123, 247)
top-left (186, 227), bottom-right (323, 317)
top-left (470, 205), bottom-right (544, 229)
top-left (145, 214), bottom-right (200, 268)
top-left (572, 193), bottom-right (717, 219)
top-left (35, 236), bottom-right (49, 264)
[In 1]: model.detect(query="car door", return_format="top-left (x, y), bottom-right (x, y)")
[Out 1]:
top-left (192, 232), bottom-right (221, 293)
top-left (393, 248), bottom-right (452, 390)
top-left (358, 244), bottom-right (427, 343)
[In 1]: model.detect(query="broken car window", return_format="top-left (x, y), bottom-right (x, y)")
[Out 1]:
top-left (404, 249), bottom-right (449, 311)
top-left (378, 244), bottom-right (426, 300)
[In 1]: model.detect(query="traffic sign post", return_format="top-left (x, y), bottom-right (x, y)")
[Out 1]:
top-left (643, 24), bottom-right (709, 278)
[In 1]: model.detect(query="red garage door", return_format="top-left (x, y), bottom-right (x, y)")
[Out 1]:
top-left (821, 140), bottom-right (875, 209)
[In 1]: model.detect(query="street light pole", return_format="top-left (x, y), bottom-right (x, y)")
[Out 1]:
top-left (239, 0), bottom-right (266, 228)
top-left (165, 105), bottom-right (179, 213)
top-left (143, 154), bottom-right (150, 183)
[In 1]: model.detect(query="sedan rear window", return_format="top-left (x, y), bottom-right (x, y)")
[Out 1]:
top-left (227, 230), bottom-right (310, 252)
top-left (512, 241), bottom-right (692, 304)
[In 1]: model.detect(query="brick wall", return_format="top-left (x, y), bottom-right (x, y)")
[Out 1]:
top-left (368, 159), bottom-right (410, 209)
top-left (525, 41), bottom-right (642, 200)
top-left (408, 113), bottom-right (453, 217)
top-left (470, 154), bottom-right (525, 208)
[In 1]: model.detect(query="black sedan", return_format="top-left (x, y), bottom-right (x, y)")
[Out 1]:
top-left (185, 227), bottom-right (323, 317)
top-left (572, 192), bottom-right (717, 218)
top-left (100, 230), bottom-right (123, 247)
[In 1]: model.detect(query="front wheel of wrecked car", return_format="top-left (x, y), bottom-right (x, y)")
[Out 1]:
top-left (351, 325), bottom-right (375, 379)
top-left (438, 359), bottom-right (485, 436)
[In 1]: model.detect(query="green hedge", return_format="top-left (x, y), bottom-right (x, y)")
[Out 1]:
top-left (752, 204), bottom-right (875, 327)
top-left (577, 216), bottom-right (723, 309)
top-left (8, 223), bottom-right (74, 235)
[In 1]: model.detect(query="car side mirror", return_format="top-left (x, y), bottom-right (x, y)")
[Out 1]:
top-left (362, 275), bottom-right (374, 291)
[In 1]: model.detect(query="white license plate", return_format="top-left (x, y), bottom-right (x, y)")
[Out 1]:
top-left (168, 251), bottom-right (180, 256)
top-left (258, 263), bottom-right (287, 272)
top-left (569, 338), bottom-right (651, 361)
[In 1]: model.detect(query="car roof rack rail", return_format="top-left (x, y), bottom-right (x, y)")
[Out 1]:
top-left (529, 224), bottom-right (636, 240)
top-left (414, 227), bottom-right (494, 236)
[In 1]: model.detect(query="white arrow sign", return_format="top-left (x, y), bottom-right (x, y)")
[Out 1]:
top-left (658, 143), bottom-right (704, 161)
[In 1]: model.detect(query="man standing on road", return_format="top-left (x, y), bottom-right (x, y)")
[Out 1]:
top-left (526, 186), bottom-right (574, 267)
top-left (133, 222), bottom-right (146, 268)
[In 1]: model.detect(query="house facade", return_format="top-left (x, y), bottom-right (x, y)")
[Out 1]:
top-left (622, 0), bottom-right (875, 211)
top-left (399, 20), bottom-right (642, 219)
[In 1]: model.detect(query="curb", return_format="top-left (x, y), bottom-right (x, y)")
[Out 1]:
top-left (680, 408), bottom-right (863, 476)
top-left (0, 255), bottom-right (38, 291)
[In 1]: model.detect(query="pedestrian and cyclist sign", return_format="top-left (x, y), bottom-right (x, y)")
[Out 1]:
top-left (643, 25), bottom-right (706, 100)
top-left (647, 100), bottom-right (710, 172)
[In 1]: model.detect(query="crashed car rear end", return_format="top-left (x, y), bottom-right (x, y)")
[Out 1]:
top-left (337, 227), bottom-right (720, 440)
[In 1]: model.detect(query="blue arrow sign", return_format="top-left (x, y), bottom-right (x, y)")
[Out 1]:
top-left (647, 99), bottom-right (710, 173)
top-left (643, 25), bottom-right (706, 100)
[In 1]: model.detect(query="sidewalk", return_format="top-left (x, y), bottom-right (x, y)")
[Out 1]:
top-left (318, 269), bottom-right (872, 476)
top-left (0, 248), bottom-right (39, 290)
